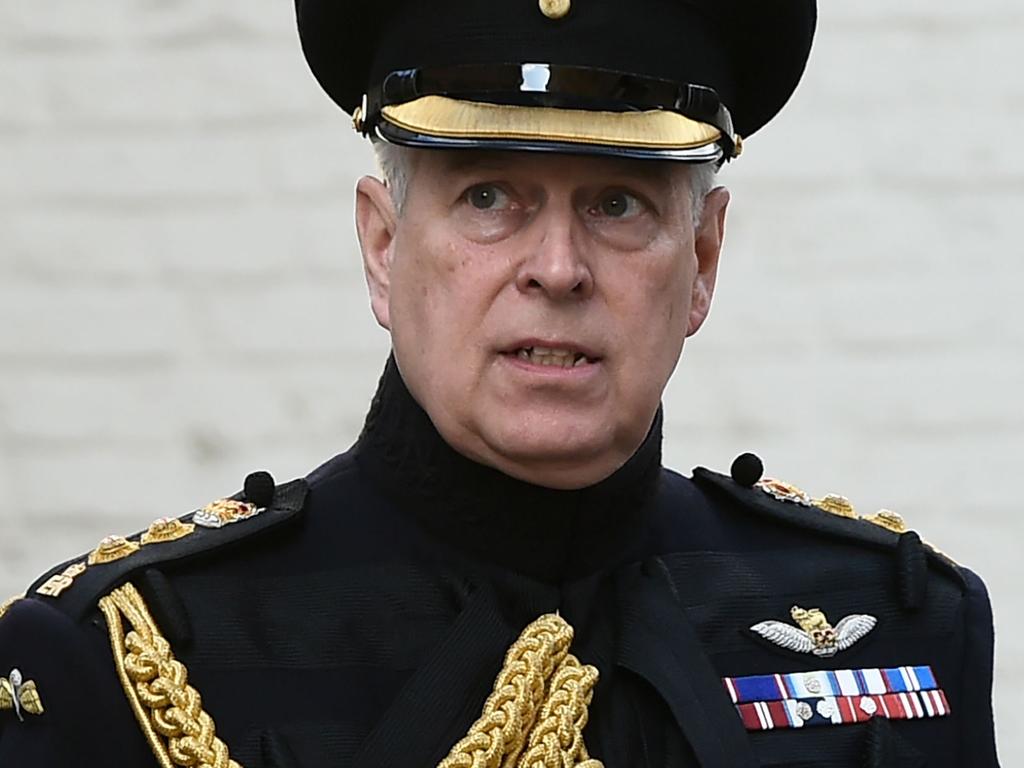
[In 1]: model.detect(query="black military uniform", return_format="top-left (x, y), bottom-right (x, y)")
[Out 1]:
top-left (0, 2), bottom-right (1001, 767)
top-left (0, 361), bottom-right (1001, 766)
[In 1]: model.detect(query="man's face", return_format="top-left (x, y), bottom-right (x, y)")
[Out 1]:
top-left (356, 149), bottom-right (728, 489)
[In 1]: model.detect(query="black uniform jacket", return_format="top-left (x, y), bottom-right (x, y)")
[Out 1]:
top-left (0, 361), bottom-right (1001, 767)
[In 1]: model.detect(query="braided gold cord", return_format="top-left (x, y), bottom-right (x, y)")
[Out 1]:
top-left (516, 657), bottom-right (601, 768)
top-left (99, 583), bottom-right (241, 768)
top-left (438, 614), bottom-right (604, 768)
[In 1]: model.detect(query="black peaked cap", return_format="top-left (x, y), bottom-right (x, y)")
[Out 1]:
top-left (296, 0), bottom-right (816, 158)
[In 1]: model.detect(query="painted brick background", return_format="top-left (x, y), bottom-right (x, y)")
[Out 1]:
top-left (1, 1), bottom-right (1020, 761)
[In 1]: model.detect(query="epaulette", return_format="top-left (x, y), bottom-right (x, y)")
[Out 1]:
top-left (692, 454), bottom-right (965, 603)
top-left (16, 471), bottom-right (308, 624)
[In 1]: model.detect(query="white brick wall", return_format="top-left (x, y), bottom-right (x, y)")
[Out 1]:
top-left (1, 1), bottom-right (1020, 762)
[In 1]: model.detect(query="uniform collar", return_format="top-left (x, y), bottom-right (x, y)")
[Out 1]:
top-left (354, 356), bottom-right (663, 582)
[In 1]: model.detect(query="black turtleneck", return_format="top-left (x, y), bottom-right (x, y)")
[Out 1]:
top-left (268, 356), bottom-right (777, 768)
top-left (352, 356), bottom-right (665, 582)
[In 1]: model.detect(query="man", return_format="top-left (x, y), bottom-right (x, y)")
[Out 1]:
top-left (0, 1), bottom-right (1000, 766)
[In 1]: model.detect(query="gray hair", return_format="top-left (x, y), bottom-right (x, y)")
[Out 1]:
top-left (373, 140), bottom-right (717, 227)
top-left (373, 140), bottom-right (414, 211)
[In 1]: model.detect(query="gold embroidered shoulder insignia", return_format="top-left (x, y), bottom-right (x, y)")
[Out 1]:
top-left (36, 564), bottom-right (87, 598)
top-left (758, 477), bottom-right (927, 539)
top-left (1, 669), bottom-right (45, 721)
top-left (857, 508), bottom-right (957, 563)
top-left (756, 478), bottom-right (812, 506)
top-left (728, 464), bottom-right (958, 566)
top-left (98, 582), bottom-right (241, 768)
top-left (862, 509), bottom-right (908, 534)
top-left (141, 518), bottom-right (195, 545)
top-left (812, 494), bottom-right (858, 519)
top-left (88, 535), bottom-right (141, 565)
top-left (193, 499), bottom-right (262, 529)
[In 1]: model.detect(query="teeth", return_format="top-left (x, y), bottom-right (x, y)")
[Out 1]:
top-left (515, 346), bottom-right (590, 368)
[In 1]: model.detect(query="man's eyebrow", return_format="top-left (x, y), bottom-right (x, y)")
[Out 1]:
top-left (606, 162), bottom-right (675, 186)
top-left (437, 152), bottom-right (678, 186)
top-left (435, 152), bottom-right (514, 175)
top-left (585, 162), bottom-right (679, 196)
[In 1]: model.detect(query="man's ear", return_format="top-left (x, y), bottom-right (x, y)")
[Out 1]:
top-left (687, 185), bottom-right (729, 337)
top-left (355, 176), bottom-right (399, 330)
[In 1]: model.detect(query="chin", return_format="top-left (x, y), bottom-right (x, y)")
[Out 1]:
top-left (476, 414), bottom-right (625, 488)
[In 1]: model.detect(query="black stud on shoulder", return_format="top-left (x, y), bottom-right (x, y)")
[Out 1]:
top-left (691, 465), bottom-right (965, 588)
top-left (730, 453), bottom-right (764, 488)
top-left (25, 477), bottom-right (308, 623)
top-left (244, 471), bottom-right (276, 509)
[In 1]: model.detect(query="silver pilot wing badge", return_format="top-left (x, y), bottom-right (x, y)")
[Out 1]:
top-left (751, 606), bottom-right (877, 658)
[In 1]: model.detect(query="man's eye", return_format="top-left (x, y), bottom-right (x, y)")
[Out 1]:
top-left (465, 184), bottom-right (510, 210)
top-left (596, 191), bottom-right (644, 218)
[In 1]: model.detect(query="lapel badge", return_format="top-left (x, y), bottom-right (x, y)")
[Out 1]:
top-left (36, 562), bottom-right (87, 598)
top-left (756, 478), bottom-right (812, 506)
top-left (141, 517), bottom-right (196, 545)
top-left (88, 535), bottom-right (140, 566)
top-left (751, 606), bottom-right (877, 658)
top-left (0, 669), bottom-right (44, 721)
top-left (193, 499), bottom-right (262, 529)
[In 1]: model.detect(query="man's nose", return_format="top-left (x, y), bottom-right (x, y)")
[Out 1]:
top-left (515, 209), bottom-right (594, 301)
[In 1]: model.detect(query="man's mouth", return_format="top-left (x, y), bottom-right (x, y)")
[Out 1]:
top-left (509, 346), bottom-right (597, 369)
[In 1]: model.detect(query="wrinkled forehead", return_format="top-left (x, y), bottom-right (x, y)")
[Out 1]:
top-left (407, 147), bottom-right (691, 190)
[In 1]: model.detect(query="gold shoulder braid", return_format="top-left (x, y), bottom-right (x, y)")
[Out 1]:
top-left (438, 613), bottom-right (603, 768)
top-left (98, 583), bottom-right (241, 768)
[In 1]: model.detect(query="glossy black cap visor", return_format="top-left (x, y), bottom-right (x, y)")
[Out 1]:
top-left (361, 63), bottom-right (739, 162)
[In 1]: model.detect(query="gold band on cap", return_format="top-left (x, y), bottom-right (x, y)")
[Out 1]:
top-left (381, 95), bottom-right (723, 151)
